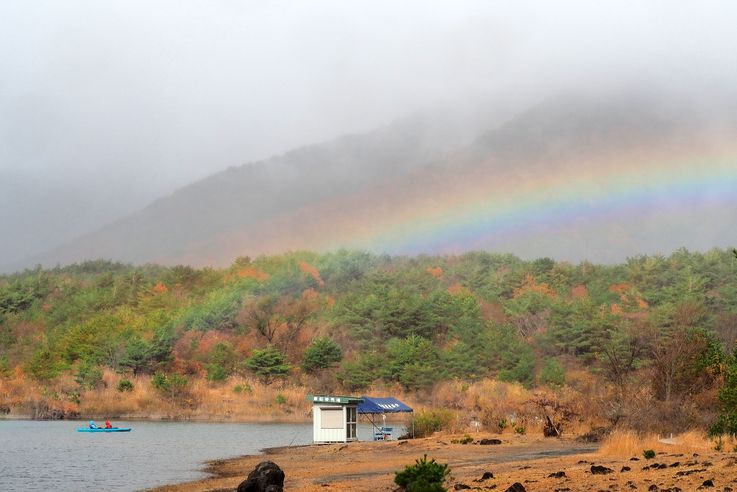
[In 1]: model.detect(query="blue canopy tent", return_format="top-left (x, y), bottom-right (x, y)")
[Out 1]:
top-left (358, 396), bottom-right (414, 440)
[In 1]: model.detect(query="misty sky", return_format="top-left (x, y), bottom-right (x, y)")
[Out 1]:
top-left (1, 1), bottom-right (737, 266)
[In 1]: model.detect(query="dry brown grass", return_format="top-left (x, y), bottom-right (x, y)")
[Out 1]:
top-left (598, 429), bottom-right (722, 457)
top-left (1, 370), bottom-right (315, 421)
top-left (0, 370), bottom-right (651, 439)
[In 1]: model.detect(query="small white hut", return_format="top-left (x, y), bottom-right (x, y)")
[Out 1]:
top-left (308, 394), bottom-right (362, 443)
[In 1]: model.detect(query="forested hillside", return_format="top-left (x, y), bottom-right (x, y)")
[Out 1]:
top-left (1, 249), bottom-right (736, 434)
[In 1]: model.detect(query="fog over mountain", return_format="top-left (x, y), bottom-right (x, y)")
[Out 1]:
top-left (14, 89), bottom-right (737, 268)
top-left (2, 1), bottom-right (737, 271)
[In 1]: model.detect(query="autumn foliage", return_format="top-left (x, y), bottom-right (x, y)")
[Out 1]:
top-left (0, 248), bottom-right (735, 434)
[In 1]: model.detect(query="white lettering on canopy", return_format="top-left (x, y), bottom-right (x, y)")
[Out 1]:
top-left (378, 403), bottom-right (401, 409)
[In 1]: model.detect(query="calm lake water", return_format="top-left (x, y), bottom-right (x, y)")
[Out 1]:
top-left (0, 420), bottom-right (382, 491)
top-left (0, 420), bottom-right (404, 491)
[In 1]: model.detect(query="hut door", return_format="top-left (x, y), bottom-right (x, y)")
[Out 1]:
top-left (346, 406), bottom-right (357, 439)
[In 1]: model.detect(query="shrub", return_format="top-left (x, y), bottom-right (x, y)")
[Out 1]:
top-left (514, 425), bottom-right (526, 435)
top-left (120, 326), bottom-right (174, 375)
top-left (451, 434), bottom-right (473, 444)
top-left (385, 336), bottom-right (441, 390)
top-left (75, 359), bottom-right (104, 390)
top-left (643, 449), bottom-right (656, 459)
top-left (0, 355), bottom-right (11, 378)
top-left (414, 409), bottom-right (455, 438)
top-left (395, 454), bottom-right (450, 492)
top-left (275, 393), bottom-right (287, 405)
top-left (498, 348), bottom-right (536, 388)
top-left (66, 390), bottom-right (81, 405)
top-left (336, 352), bottom-right (383, 391)
top-left (302, 337), bottom-right (343, 373)
top-left (206, 342), bottom-right (238, 382)
top-left (26, 348), bottom-right (61, 381)
top-left (711, 349), bottom-right (737, 437)
top-left (117, 379), bottom-right (134, 392)
top-left (0, 324), bottom-right (14, 351)
top-left (180, 287), bottom-right (243, 331)
top-left (244, 346), bottom-right (290, 384)
top-left (206, 363), bottom-right (228, 382)
top-left (151, 372), bottom-right (189, 398)
top-left (539, 358), bottom-right (566, 387)
top-left (233, 383), bottom-right (252, 394)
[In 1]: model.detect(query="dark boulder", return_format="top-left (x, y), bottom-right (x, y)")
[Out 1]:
top-left (620, 466), bottom-right (631, 472)
top-left (237, 461), bottom-right (285, 492)
top-left (548, 471), bottom-right (566, 478)
top-left (590, 465), bottom-right (614, 475)
top-left (699, 479), bottom-right (714, 489)
top-left (475, 471), bottom-right (494, 481)
top-left (454, 484), bottom-right (472, 490)
top-left (479, 438), bottom-right (502, 445)
top-left (505, 483), bottom-right (526, 492)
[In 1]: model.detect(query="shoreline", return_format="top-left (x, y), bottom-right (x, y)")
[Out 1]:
top-left (149, 434), bottom-right (600, 491)
top-left (150, 433), bottom-right (737, 492)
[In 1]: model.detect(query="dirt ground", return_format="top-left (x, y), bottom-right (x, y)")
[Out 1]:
top-left (150, 433), bottom-right (737, 491)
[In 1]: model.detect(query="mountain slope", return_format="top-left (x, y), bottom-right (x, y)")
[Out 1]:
top-left (24, 92), bottom-right (737, 268)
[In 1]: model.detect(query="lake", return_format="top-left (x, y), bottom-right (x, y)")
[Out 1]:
top-left (0, 420), bottom-right (390, 491)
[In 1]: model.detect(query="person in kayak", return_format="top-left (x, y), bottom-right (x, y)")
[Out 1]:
top-left (104, 419), bottom-right (112, 429)
top-left (89, 420), bottom-right (98, 429)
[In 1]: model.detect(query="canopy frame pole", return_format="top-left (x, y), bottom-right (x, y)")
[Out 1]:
top-left (366, 413), bottom-right (383, 439)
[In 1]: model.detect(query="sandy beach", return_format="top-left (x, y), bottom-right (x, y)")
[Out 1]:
top-left (150, 432), bottom-right (737, 491)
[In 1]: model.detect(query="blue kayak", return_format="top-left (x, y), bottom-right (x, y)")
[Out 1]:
top-left (77, 427), bottom-right (131, 432)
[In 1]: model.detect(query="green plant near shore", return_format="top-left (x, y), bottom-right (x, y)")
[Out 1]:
top-left (395, 454), bottom-right (450, 492)
top-left (643, 449), bottom-right (656, 459)
top-left (451, 434), bottom-right (473, 444)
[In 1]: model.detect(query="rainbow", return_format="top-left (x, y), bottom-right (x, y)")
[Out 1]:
top-left (347, 152), bottom-right (737, 255)
top-left (206, 140), bottom-right (737, 263)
